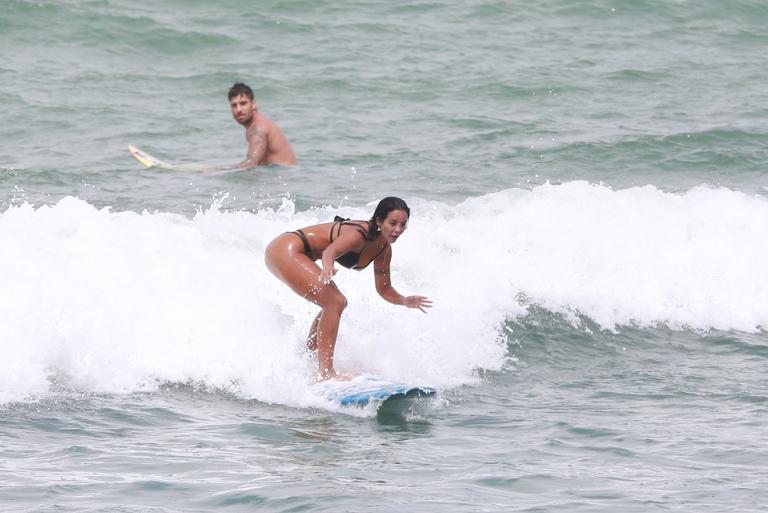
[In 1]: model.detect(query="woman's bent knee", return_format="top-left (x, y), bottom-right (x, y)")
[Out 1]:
top-left (322, 292), bottom-right (347, 313)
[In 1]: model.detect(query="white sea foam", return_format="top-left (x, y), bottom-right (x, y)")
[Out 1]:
top-left (2, 182), bottom-right (767, 405)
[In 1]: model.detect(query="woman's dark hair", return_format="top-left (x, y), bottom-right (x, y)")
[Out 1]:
top-left (367, 197), bottom-right (410, 239)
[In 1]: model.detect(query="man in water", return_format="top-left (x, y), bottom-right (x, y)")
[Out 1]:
top-left (228, 82), bottom-right (297, 167)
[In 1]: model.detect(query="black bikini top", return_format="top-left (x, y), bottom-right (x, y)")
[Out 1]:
top-left (330, 216), bottom-right (385, 270)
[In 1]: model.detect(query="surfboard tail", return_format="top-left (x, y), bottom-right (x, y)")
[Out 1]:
top-left (128, 145), bottom-right (174, 169)
top-left (128, 145), bottom-right (223, 172)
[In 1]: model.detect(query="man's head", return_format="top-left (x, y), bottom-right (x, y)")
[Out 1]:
top-left (229, 82), bottom-right (256, 126)
top-left (228, 82), bottom-right (254, 100)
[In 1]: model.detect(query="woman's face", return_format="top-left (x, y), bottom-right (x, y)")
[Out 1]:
top-left (378, 209), bottom-right (409, 244)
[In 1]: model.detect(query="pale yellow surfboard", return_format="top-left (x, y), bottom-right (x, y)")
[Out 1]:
top-left (128, 145), bottom-right (223, 172)
top-left (128, 145), bottom-right (174, 169)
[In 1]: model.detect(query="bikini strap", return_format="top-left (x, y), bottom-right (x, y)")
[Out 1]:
top-left (330, 216), bottom-right (368, 242)
top-left (289, 230), bottom-right (311, 256)
top-left (370, 241), bottom-right (388, 262)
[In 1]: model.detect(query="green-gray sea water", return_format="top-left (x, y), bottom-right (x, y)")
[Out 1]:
top-left (1, 1), bottom-right (767, 512)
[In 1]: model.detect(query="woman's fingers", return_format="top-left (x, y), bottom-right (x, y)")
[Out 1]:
top-left (407, 295), bottom-right (432, 313)
top-left (319, 266), bottom-right (337, 284)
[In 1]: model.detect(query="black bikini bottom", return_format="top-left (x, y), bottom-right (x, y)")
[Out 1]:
top-left (288, 230), bottom-right (311, 255)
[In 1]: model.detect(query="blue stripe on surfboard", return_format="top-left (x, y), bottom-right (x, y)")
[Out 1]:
top-left (337, 386), bottom-right (437, 406)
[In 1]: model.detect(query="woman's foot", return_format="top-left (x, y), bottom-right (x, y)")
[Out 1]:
top-left (318, 370), bottom-right (354, 382)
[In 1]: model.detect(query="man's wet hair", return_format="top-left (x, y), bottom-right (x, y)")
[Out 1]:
top-left (228, 82), bottom-right (254, 100)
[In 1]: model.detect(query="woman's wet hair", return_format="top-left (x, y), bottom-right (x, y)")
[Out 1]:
top-left (367, 197), bottom-right (410, 239)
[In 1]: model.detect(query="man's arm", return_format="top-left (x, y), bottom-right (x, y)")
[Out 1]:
top-left (236, 125), bottom-right (267, 168)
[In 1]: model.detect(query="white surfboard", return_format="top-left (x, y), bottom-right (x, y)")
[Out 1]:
top-left (128, 145), bottom-right (224, 172)
top-left (128, 145), bottom-right (174, 169)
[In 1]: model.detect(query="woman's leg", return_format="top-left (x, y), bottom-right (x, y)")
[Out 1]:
top-left (312, 289), bottom-right (347, 377)
top-left (307, 312), bottom-right (321, 352)
top-left (265, 234), bottom-right (347, 378)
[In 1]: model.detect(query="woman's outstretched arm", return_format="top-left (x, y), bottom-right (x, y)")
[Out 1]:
top-left (373, 247), bottom-right (432, 313)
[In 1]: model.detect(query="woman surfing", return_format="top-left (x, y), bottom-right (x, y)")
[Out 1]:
top-left (265, 197), bottom-right (432, 380)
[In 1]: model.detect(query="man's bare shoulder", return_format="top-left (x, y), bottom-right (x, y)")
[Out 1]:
top-left (248, 113), bottom-right (296, 165)
top-left (244, 117), bottom-right (269, 138)
top-left (258, 114), bottom-right (283, 133)
top-left (244, 115), bottom-right (272, 136)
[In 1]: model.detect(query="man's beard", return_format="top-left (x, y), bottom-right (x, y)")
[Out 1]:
top-left (236, 114), bottom-right (253, 126)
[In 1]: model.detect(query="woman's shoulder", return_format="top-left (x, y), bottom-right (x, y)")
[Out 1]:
top-left (342, 219), bottom-right (371, 233)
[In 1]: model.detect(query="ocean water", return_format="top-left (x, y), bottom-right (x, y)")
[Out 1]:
top-left (2, 0), bottom-right (768, 511)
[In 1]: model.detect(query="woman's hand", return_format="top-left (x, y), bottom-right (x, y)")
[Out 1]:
top-left (319, 264), bottom-right (337, 285)
top-left (404, 295), bottom-right (432, 313)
